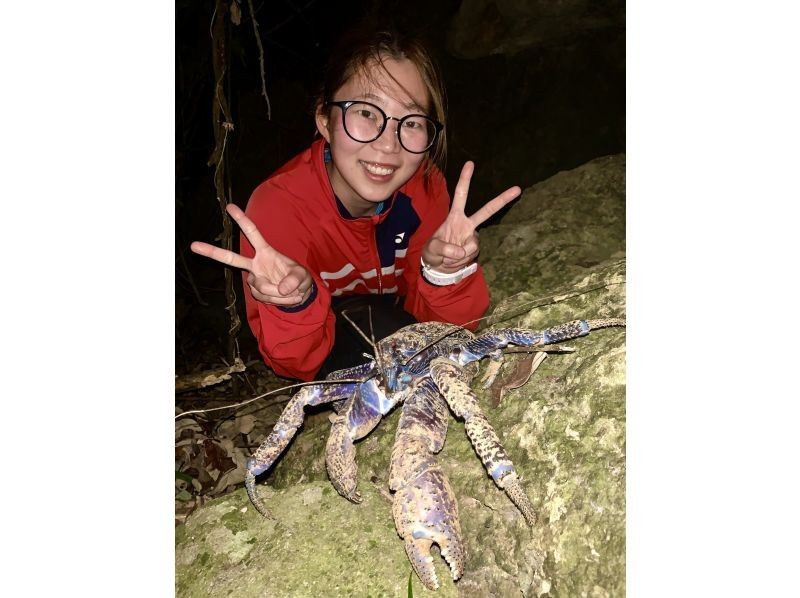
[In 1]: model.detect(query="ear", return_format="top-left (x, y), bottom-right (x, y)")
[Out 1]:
top-left (315, 103), bottom-right (332, 143)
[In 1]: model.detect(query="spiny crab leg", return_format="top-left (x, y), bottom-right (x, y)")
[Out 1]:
top-left (244, 368), bottom-right (367, 518)
top-left (326, 378), bottom-right (409, 503)
top-left (430, 358), bottom-right (537, 525)
top-left (451, 318), bottom-right (625, 367)
top-left (390, 379), bottom-right (465, 591)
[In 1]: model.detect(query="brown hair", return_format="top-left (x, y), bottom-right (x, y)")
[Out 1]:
top-left (316, 26), bottom-right (447, 178)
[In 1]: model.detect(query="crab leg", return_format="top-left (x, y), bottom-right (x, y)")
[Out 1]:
top-left (244, 367), bottom-right (366, 518)
top-left (430, 358), bottom-right (537, 526)
top-left (326, 376), bottom-right (408, 503)
top-left (390, 378), bottom-right (465, 591)
top-left (451, 318), bottom-right (625, 367)
top-left (324, 361), bottom-right (374, 414)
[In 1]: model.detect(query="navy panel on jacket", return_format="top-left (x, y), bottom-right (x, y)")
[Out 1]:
top-left (375, 191), bottom-right (421, 269)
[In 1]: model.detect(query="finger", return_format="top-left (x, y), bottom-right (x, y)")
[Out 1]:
top-left (191, 241), bottom-right (252, 271)
top-left (442, 237), bottom-right (478, 267)
top-left (300, 284), bottom-right (313, 302)
top-left (248, 278), bottom-right (305, 305)
top-left (461, 234), bottom-right (479, 260)
top-left (468, 185), bottom-right (521, 227)
top-left (251, 289), bottom-right (308, 306)
top-left (425, 237), bottom-right (455, 263)
top-left (226, 204), bottom-right (271, 251)
top-left (450, 161), bottom-right (475, 214)
top-left (278, 267), bottom-right (312, 297)
top-left (293, 270), bottom-right (314, 295)
top-left (441, 251), bottom-right (477, 269)
top-left (441, 256), bottom-right (463, 268)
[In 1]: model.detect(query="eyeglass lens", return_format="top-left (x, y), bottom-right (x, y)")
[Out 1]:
top-left (343, 102), bottom-right (437, 153)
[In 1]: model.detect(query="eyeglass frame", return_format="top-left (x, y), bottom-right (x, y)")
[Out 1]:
top-left (324, 100), bottom-right (444, 154)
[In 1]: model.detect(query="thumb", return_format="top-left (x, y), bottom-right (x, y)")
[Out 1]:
top-left (439, 242), bottom-right (467, 261)
top-left (277, 270), bottom-right (303, 296)
top-left (425, 237), bottom-right (467, 262)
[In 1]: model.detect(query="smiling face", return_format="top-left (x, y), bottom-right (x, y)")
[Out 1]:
top-left (315, 57), bottom-right (431, 217)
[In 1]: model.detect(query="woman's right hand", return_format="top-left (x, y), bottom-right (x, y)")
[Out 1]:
top-left (190, 204), bottom-right (313, 307)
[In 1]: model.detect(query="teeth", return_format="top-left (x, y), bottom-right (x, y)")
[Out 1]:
top-left (362, 161), bottom-right (395, 176)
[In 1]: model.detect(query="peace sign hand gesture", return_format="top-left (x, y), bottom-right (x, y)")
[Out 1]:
top-left (190, 204), bottom-right (313, 307)
top-left (422, 161), bottom-right (521, 273)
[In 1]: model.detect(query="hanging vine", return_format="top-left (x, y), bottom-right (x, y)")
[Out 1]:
top-left (208, 0), bottom-right (242, 369)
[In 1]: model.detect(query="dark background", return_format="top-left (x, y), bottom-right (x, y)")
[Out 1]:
top-left (175, 0), bottom-right (625, 376)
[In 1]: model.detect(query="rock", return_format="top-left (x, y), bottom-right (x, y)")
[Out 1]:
top-left (479, 153), bottom-right (625, 308)
top-left (176, 155), bottom-right (626, 597)
top-left (446, 0), bottom-right (625, 59)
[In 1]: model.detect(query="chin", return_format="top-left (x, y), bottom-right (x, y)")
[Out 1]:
top-left (352, 176), bottom-right (398, 201)
top-left (360, 187), bottom-right (395, 203)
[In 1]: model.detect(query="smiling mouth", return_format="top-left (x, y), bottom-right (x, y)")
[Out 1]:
top-left (360, 161), bottom-right (397, 176)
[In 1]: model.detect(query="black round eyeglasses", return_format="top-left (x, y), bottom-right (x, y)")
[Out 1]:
top-left (325, 100), bottom-right (443, 154)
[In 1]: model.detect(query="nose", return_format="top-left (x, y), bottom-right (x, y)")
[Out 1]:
top-left (371, 117), bottom-right (401, 153)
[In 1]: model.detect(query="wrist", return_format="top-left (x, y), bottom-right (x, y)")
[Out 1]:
top-left (420, 258), bottom-right (478, 286)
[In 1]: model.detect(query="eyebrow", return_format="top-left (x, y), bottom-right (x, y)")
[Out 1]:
top-left (359, 92), bottom-right (427, 114)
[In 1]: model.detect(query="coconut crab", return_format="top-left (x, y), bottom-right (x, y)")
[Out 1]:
top-left (244, 317), bottom-right (625, 590)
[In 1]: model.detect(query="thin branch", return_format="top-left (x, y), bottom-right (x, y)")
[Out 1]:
top-left (208, 1), bottom-right (241, 367)
top-left (246, 0), bottom-right (272, 119)
top-left (176, 237), bottom-right (209, 307)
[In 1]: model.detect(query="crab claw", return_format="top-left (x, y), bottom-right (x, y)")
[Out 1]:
top-left (325, 414), bottom-right (362, 503)
top-left (392, 466), bottom-right (465, 591)
top-left (245, 459), bottom-right (274, 518)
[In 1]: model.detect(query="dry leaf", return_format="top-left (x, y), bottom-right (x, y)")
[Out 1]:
top-left (175, 418), bottom-right (202, 436)
top-left (203, 438), bottom-right (234, 473)
top-left (236, 414), bottom-right (256, 435)
top-left (209, 437), bottom-right (248, 494)
top-left (212, 466), bottom-right (246, 495)
top-left (490, 352), bottom-right (548, 407)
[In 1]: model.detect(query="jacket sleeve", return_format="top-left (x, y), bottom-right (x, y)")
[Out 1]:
top-left (239, 183), bottom-right (336, 381)
top-left (401, 169), bottom-right (490, 331)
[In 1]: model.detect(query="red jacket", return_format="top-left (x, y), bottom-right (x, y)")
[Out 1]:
top-left (241, 138), bottom-right (490, 380)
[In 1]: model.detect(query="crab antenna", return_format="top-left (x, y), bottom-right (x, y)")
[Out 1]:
top-left (367, 305), bottom-right (387, 376)
top-left (174, 377), bottom-right (368, 419)
top-left (340, 308), bottom-right (376, 350)
top-left (340, 307), bottom-right (387, 377)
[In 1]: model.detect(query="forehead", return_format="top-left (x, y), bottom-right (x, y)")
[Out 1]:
top-left (340, 57), bottom-right (430, 112)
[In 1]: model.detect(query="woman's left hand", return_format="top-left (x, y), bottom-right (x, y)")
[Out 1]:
top-left (422, 161), bottom-right (521, 273)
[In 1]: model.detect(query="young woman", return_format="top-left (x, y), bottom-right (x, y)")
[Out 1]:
top-left (191, 27), bottom-right (520, 381)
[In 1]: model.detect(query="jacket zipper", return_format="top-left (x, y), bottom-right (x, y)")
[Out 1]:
top-left (372, 223), bottom-right (383, 295)
top-left (371, 194), bottom-right (394, 295)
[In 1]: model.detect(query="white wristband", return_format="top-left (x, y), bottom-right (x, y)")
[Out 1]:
top-left (421, 258), bottom-right (478, 286)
